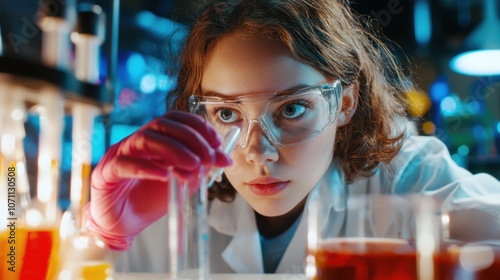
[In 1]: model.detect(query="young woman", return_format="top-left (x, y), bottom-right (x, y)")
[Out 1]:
top-left (84, 0), bottom-right (500, 274)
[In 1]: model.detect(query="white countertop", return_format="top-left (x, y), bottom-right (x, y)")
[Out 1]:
top-left (114, 273), bottom-right (306, 280)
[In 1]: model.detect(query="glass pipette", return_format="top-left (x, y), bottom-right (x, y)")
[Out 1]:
top-left (207, 127), bottom-right (241, 188)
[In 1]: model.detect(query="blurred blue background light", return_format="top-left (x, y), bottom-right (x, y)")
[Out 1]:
top-left (414, 0), bottom-right (432, 46)
top-left (450, 50), bottom-right (500, 76)
top-left (140, 74), bottom-right (157, 94)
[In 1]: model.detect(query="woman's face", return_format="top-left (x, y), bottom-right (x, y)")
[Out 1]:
top-left (201, 34), bottom-right (338, 217)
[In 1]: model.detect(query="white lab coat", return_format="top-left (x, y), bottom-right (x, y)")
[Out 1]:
top-left (115, 136), bottom-right (500, 274)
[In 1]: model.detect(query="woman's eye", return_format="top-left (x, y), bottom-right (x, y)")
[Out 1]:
top-left (218, 108), bottom-right (238, 123)
top-left (282, 103), bottom-right (306, 119)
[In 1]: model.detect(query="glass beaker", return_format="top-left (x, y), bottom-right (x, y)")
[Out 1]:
top-left (306, 192), bottom-right (429, 280)
top-left (431, 197), bottom-right (500, 280)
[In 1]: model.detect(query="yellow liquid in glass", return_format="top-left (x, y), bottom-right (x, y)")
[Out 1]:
top-left (1, 227), bottom-right (28, 280)
top-left (81, 261), bottom-right (112, 280)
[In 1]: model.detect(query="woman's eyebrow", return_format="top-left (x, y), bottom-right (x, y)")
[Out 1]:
top-left (202, 84), bottom-right (313, 98)
top-left (274, 84), bottom-right (312, 97)
top-left (202, 90), bottom-right (227, 98)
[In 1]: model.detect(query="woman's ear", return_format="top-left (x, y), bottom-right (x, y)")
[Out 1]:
top-left (337, 81), bottom-right (359, 126)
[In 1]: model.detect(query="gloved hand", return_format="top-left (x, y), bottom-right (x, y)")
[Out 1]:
top-left (83, 111), bottom-right (231, 250)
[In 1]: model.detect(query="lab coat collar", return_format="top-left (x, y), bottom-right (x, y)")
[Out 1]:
top-left (208, 161), bottom-right (347, 273)
top-left (210, 194), bottom-right (264, 273)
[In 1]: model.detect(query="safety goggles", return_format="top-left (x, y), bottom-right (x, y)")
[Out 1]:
top-left (189, 80), bottom-right (342, 149)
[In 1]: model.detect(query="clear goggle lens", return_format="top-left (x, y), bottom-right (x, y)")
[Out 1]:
top-left (189, 80), bottom-right (342, 149)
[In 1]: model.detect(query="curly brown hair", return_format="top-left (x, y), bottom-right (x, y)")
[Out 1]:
top-left (166, 0), bottom-right (412, 201)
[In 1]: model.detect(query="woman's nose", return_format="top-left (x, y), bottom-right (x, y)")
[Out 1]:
top-left (244, 121), bottom-right (279, 165)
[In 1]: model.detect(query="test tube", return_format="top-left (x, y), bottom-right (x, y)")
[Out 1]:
top-left (168, 172), bottom-right (194, 278)
top-left (25, 88), bottom-right (64, 279)
top-left (0, 89), bottom-right (31, 209)
top-left (20, 1), bottom-right (76, 279)
top-left (34, 0), bottom-right (76, 226)
top-left (60, 99), bottom-right (100, 241)
top-left (35, 88), bottom-right (64, 224)
top-left (168, 172), bottom-right (180, 277)
top-left (197, 166), bottom-right (209, 278)
top-left (168, 127), bottom-right (240, 279)
top-left (0, 52), bottom-right (29, 280)
top-left (67, 3), bottom-right (105, 232)
top-left (12, 90), bottom-right (31, 209)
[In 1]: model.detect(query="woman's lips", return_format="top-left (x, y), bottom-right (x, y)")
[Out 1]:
top-left (246, 177), bottom-right (289, 196)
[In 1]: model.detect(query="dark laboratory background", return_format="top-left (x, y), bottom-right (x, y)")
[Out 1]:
top-left (1, 0), bottom-right (499, 209)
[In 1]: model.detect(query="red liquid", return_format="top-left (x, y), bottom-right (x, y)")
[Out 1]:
top-left (314, 238), bottom-right (417, 280)
top-left (433, 245), bottom-right (500, 280)
top-left (314, 239), bottom-right (500, 280)
top-left (19, 229), bottom-right (59, 280)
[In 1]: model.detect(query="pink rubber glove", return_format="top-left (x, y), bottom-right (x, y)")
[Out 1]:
top-left (83, 111), bottom-right (231, 250)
